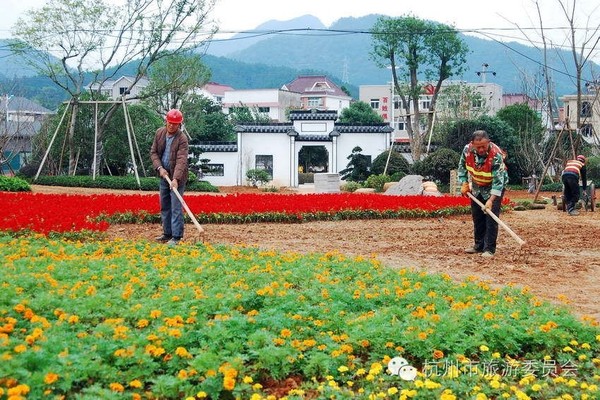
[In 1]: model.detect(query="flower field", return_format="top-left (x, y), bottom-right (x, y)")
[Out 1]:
top-left (1, 191), bottom-right (599, 399)
top-left (0, 192), bottom-right (475, 235)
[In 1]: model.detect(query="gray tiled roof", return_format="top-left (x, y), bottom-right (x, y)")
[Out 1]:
top-left (296, 135), bottom-right (332, 142)
top-left (289, 109), bottom-right (338, 120)
top-left (193, 143), bottom-right (238, 152)
top-left (334, 124), bottom-right (393, 133)
top-left (236, 124), bottom-right (293, 133)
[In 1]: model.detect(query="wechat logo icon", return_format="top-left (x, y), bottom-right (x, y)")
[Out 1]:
top-left (387, 356), bottom-right (417, 381)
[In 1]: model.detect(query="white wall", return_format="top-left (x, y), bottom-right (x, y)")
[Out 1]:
top-left (241, 132), bottom-right (292, 187)
top-left (335, 133), bottom-right (388, 172)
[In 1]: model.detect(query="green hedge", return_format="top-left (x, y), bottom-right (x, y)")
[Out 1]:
top-left (28, 175), bottom-right (219, 192)
top-left (0, 176), bottom-right (31, 192)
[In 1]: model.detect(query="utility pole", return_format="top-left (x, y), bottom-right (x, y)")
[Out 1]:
top-left (476, 63), bottom-right (496, 83)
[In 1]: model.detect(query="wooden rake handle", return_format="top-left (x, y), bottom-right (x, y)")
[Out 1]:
top-left (164, 176), bottom-right (204, 234)
top-left (467, 192), bottom-right (525, 246)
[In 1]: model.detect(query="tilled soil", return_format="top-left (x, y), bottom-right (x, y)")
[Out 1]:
top-left (32, 185), bottom-right (600, 321)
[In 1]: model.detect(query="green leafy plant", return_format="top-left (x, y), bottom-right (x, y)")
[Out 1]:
top-left (246, 169), bottom-right (271, 187)
top-left (364, 173), bottom-right (391, 192)
top-left (0, 175), bottom-right (31, 192)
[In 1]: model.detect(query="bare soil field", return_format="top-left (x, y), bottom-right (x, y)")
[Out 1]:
top-left (31, 185), bottom-right (600, 321)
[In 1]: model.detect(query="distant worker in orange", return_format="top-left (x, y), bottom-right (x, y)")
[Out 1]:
top-left (561, 155), bottom-right (587, 216)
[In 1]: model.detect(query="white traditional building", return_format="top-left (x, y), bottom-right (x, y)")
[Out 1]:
top-left (195, 109), bottom-right (393, 187)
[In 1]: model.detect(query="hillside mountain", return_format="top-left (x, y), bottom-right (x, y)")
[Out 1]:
top-left (207, 14), bottom-right (326, 57)
top-left (208, 14), bottom-right (595, 97)
top-left (0, 39), bottom-right (51, 79)
top-left (2, 13), bottom-right (597, 110)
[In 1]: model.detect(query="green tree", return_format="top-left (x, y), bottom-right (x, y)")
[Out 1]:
top-left (180, 95), bottom-right (236, 142)
top-left (370, 16), bottom-right (469, 162)
top-left (416, 148), bottom-right (461, 184)
top-left (143, 52), bottom-right (212, 114)
top-left (228, 104), bottom-right (272, 124)
top-left (371, 150), bottom-right (410, 176)
top-left (496, 103), bottom-right (545, 177)
top-left (339, 146), bottom-right (371, 182)
top-left (13, 0), bottom-right (217, 176)
top-left (435, 82), bottom-right (490, 121)
top-left (338, 101), bottom-right (384, 124)
top-left (29, 96), bottom-right (162, 177)
top-left (441, 116), bottom-right (521, 183)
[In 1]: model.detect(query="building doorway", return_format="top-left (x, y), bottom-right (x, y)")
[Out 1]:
top-left (298, 145), bottom-right (329, 184)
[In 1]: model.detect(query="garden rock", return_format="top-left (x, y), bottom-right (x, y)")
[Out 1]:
top-left (384, 175), bottom-right (424, 195)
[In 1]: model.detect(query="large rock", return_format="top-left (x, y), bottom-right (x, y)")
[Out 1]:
top-left (384, 175), bottom-right (424, 195)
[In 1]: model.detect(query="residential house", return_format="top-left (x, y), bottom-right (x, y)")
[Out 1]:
top-left (196, 109), bottom-right (392, 187)
top-left (88, 76), bottom-right (149, 102)
top-left (1, 96), bottom-right (54, 174)
top-left (222, 88), bottom-right (302, 122)
top-left (359, 81), bottom-right (504, 142)
top-left (197, 82), bottom-right (234, 104)
top-left (560, 84), bottom-right (599, 146)
top-left (282, 75), bottom-right (352, 113)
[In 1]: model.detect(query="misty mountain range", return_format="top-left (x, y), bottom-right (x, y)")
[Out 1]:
top-left (1, 13), bottom-right (596, 109)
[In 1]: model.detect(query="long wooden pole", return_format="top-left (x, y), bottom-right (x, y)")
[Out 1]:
top-left (467, 192), bottom-right (526, 246)
top-left (164, 176), bottom-right (204, 235)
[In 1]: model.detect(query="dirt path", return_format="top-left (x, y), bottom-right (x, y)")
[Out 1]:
top-left (32, 185), bottom-right (600, 321)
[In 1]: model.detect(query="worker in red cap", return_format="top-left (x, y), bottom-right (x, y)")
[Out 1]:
top-left (561, 155), bottom-right (587, 216)
top-left (150, 109), bottom-right (189, 245)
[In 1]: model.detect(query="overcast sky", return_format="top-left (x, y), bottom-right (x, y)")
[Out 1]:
top-left (1, 0), bottom-right (599, 61)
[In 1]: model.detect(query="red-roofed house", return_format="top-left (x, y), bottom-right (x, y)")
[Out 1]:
top-left (281, 75), bottom-right (352, 112)
top-left (197, 82), bottom-right (234, 104)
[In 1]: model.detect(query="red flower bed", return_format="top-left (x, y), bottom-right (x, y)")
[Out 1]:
top-left (0, 192), bottom-right (475, 235)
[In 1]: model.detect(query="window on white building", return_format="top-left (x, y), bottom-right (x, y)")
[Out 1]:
top-left (308, 97), bottom-right (323, 107)
top-left (581, 101), bottom-right (592, 118)
top-left (581, 124), bottom-right (593, 137)
top-left (255, 155), bottom-right (273, 178)
top-left (396, 117), bottom-right (406, 131)
top-left (258, 107), bottom-right (270, 113)
top-left (370, 99), bottom-right (380, 109)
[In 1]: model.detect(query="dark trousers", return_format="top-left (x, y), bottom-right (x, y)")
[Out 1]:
top-left (470, 192), bottom-right (503, 254)
top-left (561, 173), bottom-right (580, 212)
top-left (159, 178), bottom-right (186, 239)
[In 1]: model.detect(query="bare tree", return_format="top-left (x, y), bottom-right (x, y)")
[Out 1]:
top-left (12, 0), bottom-right (217, 175)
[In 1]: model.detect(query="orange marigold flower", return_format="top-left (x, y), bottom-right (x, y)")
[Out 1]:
top-left (109, 382), bottom-right (124, 392)
top-left (14, 344), bottom-right (27, 353)
top-left (175, 347), bottom-right (191, 358)
top-left (433, 350), bottom-right (444, 359)
top-left (136, 319), bottom-right (149, 328)
top-left (280, 329), bottom-right (292, 338)
top-left (44, 373), bottom-right (59, 385)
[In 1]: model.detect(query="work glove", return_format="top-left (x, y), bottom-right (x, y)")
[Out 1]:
top-left (484, 198), bottom-right (493, 210)
top-left (460, 182), bottom-right (470, 197)
top-left (170, 178), bottom-right (178, 190)
top-left (159, 168), bottom-right (168, 179)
